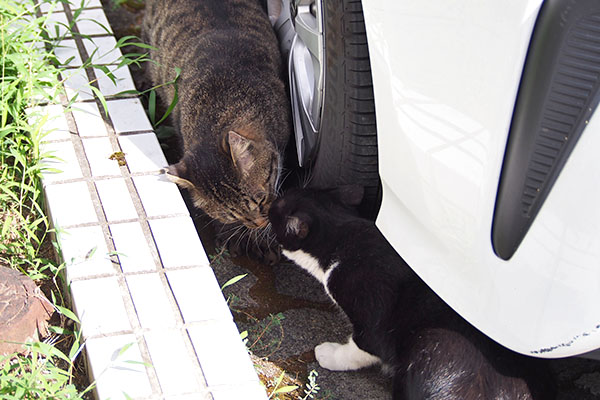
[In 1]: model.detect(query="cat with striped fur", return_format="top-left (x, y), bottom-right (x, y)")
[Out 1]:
top-left (142, 0), bottom-right (291, 232)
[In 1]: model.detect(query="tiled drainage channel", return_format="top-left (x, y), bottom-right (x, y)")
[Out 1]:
top-left (30, 1), bottom-right (267, 399)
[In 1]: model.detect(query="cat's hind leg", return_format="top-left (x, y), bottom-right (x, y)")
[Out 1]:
top-left (315, 337), bottom-right (381, 371)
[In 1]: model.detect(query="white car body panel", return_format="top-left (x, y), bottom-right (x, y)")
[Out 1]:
top-left (363, 0), bottom-right (600, 357)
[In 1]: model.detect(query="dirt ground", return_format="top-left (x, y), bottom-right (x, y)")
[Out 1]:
top-left (99, 1), bottom-right (600, 399)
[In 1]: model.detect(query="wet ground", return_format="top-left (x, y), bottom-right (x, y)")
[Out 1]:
top-left (100, 1), bottom-right (600, 398)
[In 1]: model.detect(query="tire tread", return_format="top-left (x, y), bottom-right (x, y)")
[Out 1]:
top-left (310, 0), bottom-right (381, 218)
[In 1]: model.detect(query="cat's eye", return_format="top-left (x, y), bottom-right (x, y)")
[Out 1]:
top-left (255, 191), bottom-right (268, 204)
top-left (222, 210), bottom-right (238, 222)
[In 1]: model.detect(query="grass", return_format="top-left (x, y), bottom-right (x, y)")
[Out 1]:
top-left (0, 0), bottom-right (59, 274)
top-left (0, 339), bottom-right (88, 399)
top-left (0, 0), bottom-right (155, 397)
top-left (0, 0), bottom-right (92, 396)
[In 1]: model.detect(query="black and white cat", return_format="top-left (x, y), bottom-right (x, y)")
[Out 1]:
top-left (268, 186), bottom-right (555, 400)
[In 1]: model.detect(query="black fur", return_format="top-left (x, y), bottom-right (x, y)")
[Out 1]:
top-left (269, 186), bottom-right (555, 400)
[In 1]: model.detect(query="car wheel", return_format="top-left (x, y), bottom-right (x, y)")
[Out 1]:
top-left (273, 0), bottom-right (381, 218)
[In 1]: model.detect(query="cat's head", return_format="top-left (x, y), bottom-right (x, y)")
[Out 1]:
top-left (167, 130), bottom-right (281, 229)
top-left (268, 186), bottom-right (364, 250)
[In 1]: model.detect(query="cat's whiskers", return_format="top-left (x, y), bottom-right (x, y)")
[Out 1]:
top-left (300, 167), bottom-right (313, 188)
top-left (245, 228), bottom-right (255, 255)
top-left (219, 225), bottom-right (240, 240)
top-left (245, 224), bottom-right (274, 253)
top-left (198, 216), bottom-right (219, 232)
top-left (267, 226), bottom-right (278, 248)
top-left (252, 225), bottom-right (267, 248)
top-left (217, 222), bottom-right (246, 249)
top-left (275, 168), bottom-right (293, 196)
top-left (274, 153), bottom-right (284, 193)
top-left (228, 223), bottom-right (248, 245)
top-left (259, 223), bottom-right (276, 247)
top-left (229, 224), bottom-right (247, 242)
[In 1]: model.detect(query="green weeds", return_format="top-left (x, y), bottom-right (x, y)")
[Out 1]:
top-left (0, 0), bottom-right (160, 397)
top-left (1, 1), bottom-right (91, 396)
top-left (269, 369), bottom-right (321, 400)
top-left (0, 0), bottom-right (59, 273)
top-left (209, 246), bottom-right (231, 265)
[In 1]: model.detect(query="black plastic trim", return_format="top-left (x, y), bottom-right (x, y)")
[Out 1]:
top-left (492, 0), bottom-right (600, 260)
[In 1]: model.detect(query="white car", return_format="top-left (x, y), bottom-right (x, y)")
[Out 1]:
top-left (272, 0), bottom-right (600, 358)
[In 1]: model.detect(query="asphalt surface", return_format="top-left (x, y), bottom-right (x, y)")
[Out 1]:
top-left (100, 2), bottom-right (600, 398)
top-left (202, 221), bottom-right (600, 400)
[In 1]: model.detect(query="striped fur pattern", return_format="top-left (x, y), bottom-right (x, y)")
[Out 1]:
top-left (142, 0), bottom-right (291, 230)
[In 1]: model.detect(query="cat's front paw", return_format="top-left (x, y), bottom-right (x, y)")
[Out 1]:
top-left (315, 342), bottom-right (345, 371)
top-left (315, 339), bottom-right (381, 371)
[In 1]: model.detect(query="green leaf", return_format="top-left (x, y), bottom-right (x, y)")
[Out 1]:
top-left (221, 274), bottom-right (247, 290)
top-left (153, 67), bottom-right (181, 127)
top-left (273, 385), bottom-right (299, 394)
top-left (124, 360), bottom-right (152, 368)
top-left (84, 246), bottom-right (98, 260)
top-left (96, 65), bottom-right (116, 84)
top-left (30, 341), bottom-right (71, 364)
top-left (117, 342), bottom-right (134, 358)
top-left (48, 326), bottom-right (72, 335)
top-left (115, 35), bottom-right (137, 48)
top-left (114, 89), bottom-right (141, 96)
top-left (69, 332), bottom-right (82, 361)
top-left (89, 86), bottom-right (109, 117)
top-left (114, 35), bottom-right (157, 51)
top-left (55, 304), bottom-right (80, 324)
top-left (272, 371), bottom-right (285, 389)
top-left (1, 214), bottom-right (13, 239)
top-left (148, 89), bottom-right (156, 125)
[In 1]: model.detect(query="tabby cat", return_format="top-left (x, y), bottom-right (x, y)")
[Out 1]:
top-left (142, 0), bottom-right (291, 230)
top-left (269, 186), bottom-right (555, 400)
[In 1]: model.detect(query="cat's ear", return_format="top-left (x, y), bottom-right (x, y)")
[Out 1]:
top-left (286, 215), bottom-right (310, 239)
top-left (228, 131), bottom-right (255, 176)
top-left (336, 185), bottom-right (364, 206)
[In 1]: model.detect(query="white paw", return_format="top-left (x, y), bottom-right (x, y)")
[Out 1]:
top-left (315, 342), bottom-right (344, 370)
top-left (315, 338), bottom-right (381, 371)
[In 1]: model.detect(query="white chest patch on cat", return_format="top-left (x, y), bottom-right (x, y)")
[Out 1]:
top-left (282, 250), bottom-right (340, 303)
top-left (282, 249), bottom-right (325, 282)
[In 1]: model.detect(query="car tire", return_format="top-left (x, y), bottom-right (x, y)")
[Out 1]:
top-left (308, 0), bottom-right (380, 218)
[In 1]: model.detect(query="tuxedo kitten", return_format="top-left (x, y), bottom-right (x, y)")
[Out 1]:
top-left (268, 186), bottom-right (555, 400)
top-left (142, 0), bottom-right (291, 230)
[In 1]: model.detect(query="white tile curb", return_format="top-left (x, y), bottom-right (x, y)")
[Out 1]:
top-left (30, 1), bottom-right (267, 399)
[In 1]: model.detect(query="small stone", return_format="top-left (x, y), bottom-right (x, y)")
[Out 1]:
top-left (0, 266), bottom-right (54, 356)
